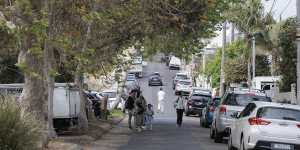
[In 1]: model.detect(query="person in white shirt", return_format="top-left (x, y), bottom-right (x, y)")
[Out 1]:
top-left (174, 93), bottom-right (185, 127)
top-left (157, 88), bottom-right (166, 113)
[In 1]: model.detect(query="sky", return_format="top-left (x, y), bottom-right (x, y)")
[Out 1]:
top-left (206, 0), bottom-right (297, 48)
top-left (263, 0), bottom-right (296, 21)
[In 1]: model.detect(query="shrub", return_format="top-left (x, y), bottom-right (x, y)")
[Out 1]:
top-left (0, 95), bottom-right (41, 150)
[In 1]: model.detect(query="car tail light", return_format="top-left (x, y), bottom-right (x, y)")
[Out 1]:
top-left (209, 106), bottom-right (215, 112)
top-left (297, 124), bottom-right (300, 128)
top-left (219, 105), bottom-right (226, 113)
top-left (248, 117), bottom-right (271, 125)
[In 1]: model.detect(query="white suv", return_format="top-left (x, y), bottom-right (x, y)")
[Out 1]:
top-left (175, 80), bottom-right (192, 95)
top-left (172, 73), bottom-right (189, 89)
top-left (228, 101), bottom-right (300, 150)
top-left (210, 90), bottom-right (271, 143)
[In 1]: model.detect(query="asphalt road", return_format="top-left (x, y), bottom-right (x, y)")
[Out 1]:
top-left (85, 56), bottom-right (227, 150)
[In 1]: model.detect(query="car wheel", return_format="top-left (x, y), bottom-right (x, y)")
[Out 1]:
top-left (240, 136), bottom-right (245, 150)
top-left (214, 129), bottom-right (223, 143)
top-left (210, 126), bottom-right (215, 139)
top-left (228, 133), bottom-right (236, 150)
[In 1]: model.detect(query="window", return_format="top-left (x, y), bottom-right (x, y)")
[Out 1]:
top-left (191, 95), bottom-right (211, 103)
top-left (262, 85), bottom-right (270, 91)
top-left (257, 107), bottom-right (300, 121)
top-left (239, 103), bottom-right (256, 118)
top-left (222, 93), bottom-right (232, 105)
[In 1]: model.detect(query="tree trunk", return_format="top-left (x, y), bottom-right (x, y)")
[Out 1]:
top-left (73, 1), bottom-right (97, 129)
top-left (231, 24), bottom-right (235, 42)
top-left (247, 57), bottom-right (251, 86)
top-left (18, 48), bottom-right (48, 148)
top-left (101, 95), bottom-right (108, 120)
top-left (75, 74), bottom-right (89, 131)
top-left (44, 0), bottom-right (56, 140)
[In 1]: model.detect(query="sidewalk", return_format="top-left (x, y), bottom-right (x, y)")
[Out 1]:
top-left (47, 117), bottom-right (125, 150)
top-left (83, 117), bottom-right (131, 150)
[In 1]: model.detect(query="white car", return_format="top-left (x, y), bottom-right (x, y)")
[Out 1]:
top-left (169, 56), bottom-right (181, 70)
top-left (173, 72), bottom-right (189, 89)
top-left (175, 80), bottom-right (192, 95)
top-left (102, 90), bottom-right (119, 110)
top-left (229, 101), bottom-right (300, 150)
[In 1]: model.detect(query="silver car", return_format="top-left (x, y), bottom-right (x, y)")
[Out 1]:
top-left (210, 90), bottom-right (271, 143)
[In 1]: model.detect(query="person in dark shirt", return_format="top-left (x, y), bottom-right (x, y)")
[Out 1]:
top-left (125, 91), bottom-right (136, 129)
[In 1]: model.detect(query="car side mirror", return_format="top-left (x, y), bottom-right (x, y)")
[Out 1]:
top-left (231, 112), bottom-right (239, 119)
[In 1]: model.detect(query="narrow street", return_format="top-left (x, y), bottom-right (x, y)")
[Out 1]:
top-left (84, 57), bottom-right (226, 150)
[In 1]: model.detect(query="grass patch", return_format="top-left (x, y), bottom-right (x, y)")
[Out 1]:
top-left (109, 109), bottom-right (124, 118)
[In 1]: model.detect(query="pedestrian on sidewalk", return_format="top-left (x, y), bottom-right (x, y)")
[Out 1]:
top-left (174, 92), bottom-right (185, 127)
top-left (125, 91), bottom-right (135, 129)
top-left (135, 90), bottom-right (147, 132)
top-left (157, 88), bottom-right (166, 113)
top-left (145, 104), bottom-right (154, 130)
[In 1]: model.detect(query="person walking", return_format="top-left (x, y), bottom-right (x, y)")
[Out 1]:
top-left (145, 104), bottom-right (154, 130)
top-left (174, 92), bottom-right (185, 127)
top-left (125, 91), bottom-right (135, 129)
top-left (135, 90), bottom-right (147, 132)
top-left (157, 88), bottom-right (166, 113)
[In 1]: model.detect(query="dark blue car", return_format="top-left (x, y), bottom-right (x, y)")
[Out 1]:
top-left (200, 97), bottom-right (221, 128)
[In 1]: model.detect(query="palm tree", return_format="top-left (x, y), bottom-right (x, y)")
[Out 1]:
top-left (225, 0), bottom-right (275, 84)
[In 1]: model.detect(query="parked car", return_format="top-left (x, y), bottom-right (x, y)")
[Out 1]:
top-left (210, 89), bottom-right (272, 143)
top-left (200, 97), bottom-right (221, 128)
top-left (148, 74), bottom-right (163, 86)
top-left (126, 73), bottom-right (136, 81)
top-left (175, 80), bottom-right (192, 95)
top-left (173, 72), bottom-right (189, 89)
top-left (85, 91), bottom-right (103, 105)
top-left (228, 101), bottom-right (300, 150)
top-left (184, 91), bottom-right (211, 116)
top-left (102, 90), bottom-right (119, 110)
top-left (125, 73), bottom-right (139, 92)
top-left (169, 56), bottom-right (181, 70)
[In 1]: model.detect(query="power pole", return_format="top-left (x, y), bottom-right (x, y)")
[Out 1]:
top-left (220, 22), bottom-right (226, 96)
top-left (252, 36), bottom-right (256, 81)
top-left (297, 0), bottom-right (300, 105)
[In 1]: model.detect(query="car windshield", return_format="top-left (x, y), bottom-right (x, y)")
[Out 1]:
top-left (257, 107), bottom-right (300, 122)
top-left (102, 92), bottom-right (117, 98)
top-left (133, 57), bottom-right (142, 64)
top-left (224, 94), bottom-right (271, 106)
top-left (151, 76), bottom-right (160, 79)
top-left (178, 81), bottom-right (191, 85)
top-left (153, 73), bottom-right (160, 76)
top-left (191, 95), bottom-right (211, 103)
top-left (127, 76), bottom-right (136, 81)
top-left (176, 74), bottom-right (188, 80)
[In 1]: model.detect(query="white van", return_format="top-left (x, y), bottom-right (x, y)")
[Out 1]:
top-left (169, 56), bottom-right (181, 70)
top-left (252, 76), bottom-right (281, 97)
top-left (252, 76), bottom-right (280, 91)
top-left (0, 83), bottom-right (81, 130)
